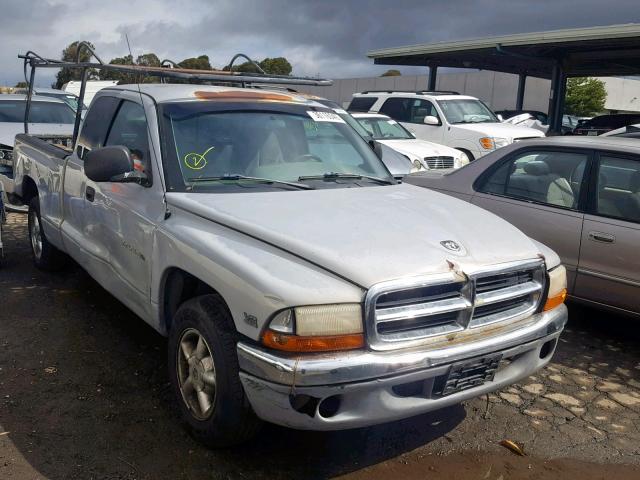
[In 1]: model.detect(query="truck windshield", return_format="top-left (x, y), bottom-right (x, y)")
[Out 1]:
top-left (438, 99), bottom-right (498, 124)
top-left (160, 102), bottom-right (393, 192)
top-left (355, 116), bottom-right (413, 140)
top-left (0, 100), bottom-right (76, 124)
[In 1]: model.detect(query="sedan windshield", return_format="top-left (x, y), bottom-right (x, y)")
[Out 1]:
top-left (0, 100), bottom-right (76, 124)
top-left (160, 102), bottom-right (393, 192)
top-left (355, 116), bottom-right (413, 140)
top-left (438, 99), bottom-right (498, 124)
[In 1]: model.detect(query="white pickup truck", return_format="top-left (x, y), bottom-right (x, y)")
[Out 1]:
top-left (14, 81), bottom-right (568, 446)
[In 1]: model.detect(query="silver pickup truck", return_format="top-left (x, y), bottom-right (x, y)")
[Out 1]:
top-left (14, 83), bottom-right (568, 447)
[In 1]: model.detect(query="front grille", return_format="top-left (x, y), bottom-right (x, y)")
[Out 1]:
top-left (366, 260), bottom-right (545, 350)
top-left (424, 156), bottom-right (454, 169)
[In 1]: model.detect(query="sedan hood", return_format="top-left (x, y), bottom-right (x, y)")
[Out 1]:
top-left (378, 139), bottom-right (459, 158)
top-left (0, 123), bottom-right (73, 146)
top-left (167, 184), bottom-right (542, 288)
top-left (452, 122), bottom-right (545, 139)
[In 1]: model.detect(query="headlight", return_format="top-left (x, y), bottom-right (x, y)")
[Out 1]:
top-left (479, 137), bottom-right (510, 150)
top-left (0, 147), bottom-right (13, 167)
top-left (455, 151), bottom-right (470, 167)
top-left (262, 304), bottom-right (364, 352)
top-left (543, 265), bottom-right (567, 311)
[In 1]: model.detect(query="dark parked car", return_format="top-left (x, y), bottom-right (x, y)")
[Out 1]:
top-left (574, 114), bottom-right (640, 136)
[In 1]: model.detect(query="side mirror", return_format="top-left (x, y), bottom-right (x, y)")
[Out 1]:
top-left (497, 114), bottom-right (504, 122)
top-left (423, 115), bottom-right (440, 126)
top-left (84, 145), bottom-right (137, 183)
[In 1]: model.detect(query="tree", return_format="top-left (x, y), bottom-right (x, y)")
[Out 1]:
top-left (54, 41), bottom-right (98, 89)
top-left (178, 55), bottom-right (212, 70)
top-left (14, 81), bottom-right (27, 88)
top-left (99, 54), bottom-right (134, 83)
top-left (136, 53), bottom-right (161, 68)
top-left (381, 69), bottom-right (401, 77)
top-left (259, 57), bottom-right (292, 75)
top-left (565, 77), bottom-right (607, 116)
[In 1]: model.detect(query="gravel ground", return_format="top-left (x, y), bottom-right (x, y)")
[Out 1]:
top-left (1, 212), bottom-right (639, 479)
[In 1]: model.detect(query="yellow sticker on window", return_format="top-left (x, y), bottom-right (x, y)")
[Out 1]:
top-left (184, 146), bottom-right (215, 170)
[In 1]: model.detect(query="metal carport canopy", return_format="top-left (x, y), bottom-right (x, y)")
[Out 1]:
top-left (367, 24), bottom-right (640, 132)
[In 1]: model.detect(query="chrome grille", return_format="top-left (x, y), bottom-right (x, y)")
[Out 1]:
top-left (365, 260), bottom-right (545, 350)
top-left (424, 156), bottom-right (454, 169)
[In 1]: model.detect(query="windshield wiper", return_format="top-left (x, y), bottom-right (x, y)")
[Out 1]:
top-left (189, 174), bottom-right (314, 190)
top-left (298, 172), bottom-right (395, 185)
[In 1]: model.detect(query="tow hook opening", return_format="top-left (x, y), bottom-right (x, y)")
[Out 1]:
top-left (289, 394), bottom-right (320, 418)
top-left (539, 339), bottom-right (556, 359)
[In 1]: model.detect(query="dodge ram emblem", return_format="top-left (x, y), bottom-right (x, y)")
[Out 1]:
top-left (440, 240), bottom-right (462, 252)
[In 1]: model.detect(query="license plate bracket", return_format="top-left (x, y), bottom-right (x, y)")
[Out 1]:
top-left (433, 353), bottom-right (503, 397)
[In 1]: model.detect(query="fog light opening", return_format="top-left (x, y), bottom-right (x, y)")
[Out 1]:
top-left (289, 394), bottom-right (320, 418)
top-left (539, 339), bottom-right (556, 359)
top-left (318, 395), bottom-right (341, 418)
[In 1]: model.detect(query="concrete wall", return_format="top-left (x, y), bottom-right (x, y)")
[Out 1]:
top-left (292, 71), bottom-right (552, 111)
top-left (599, 77), bottom-right (640, 113)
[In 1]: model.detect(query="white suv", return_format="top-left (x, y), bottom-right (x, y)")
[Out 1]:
top-left (349, 91), bottom-right (545, 160)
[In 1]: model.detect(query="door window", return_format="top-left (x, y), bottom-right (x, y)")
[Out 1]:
top-left (105, 101), bottom-right (151, 174)
top-left (77, 96), bottom-right (120, 158)
top-left (380, 97), bottom-right (440, 124)
top-left (595, 155), bottom-right (640, 223)
top-left (479, 150), bottom-right (588, 209)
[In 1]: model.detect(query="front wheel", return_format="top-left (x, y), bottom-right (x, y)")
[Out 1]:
top-left (28, 197), bottom-right (66, 271)
top-left (168, 295), bottom-right (261, 447)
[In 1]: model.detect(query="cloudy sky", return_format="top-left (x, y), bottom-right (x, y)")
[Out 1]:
top-left (2, 0), bottom-right (640, 87)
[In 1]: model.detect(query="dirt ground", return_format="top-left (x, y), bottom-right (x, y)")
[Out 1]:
top-left (1, 212), bottom-right (639, 480)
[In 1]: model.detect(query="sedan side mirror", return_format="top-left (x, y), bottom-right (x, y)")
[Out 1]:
top-left (85, 146), bottom-right (143, 183)
top-left (423, 115), bottom-right (440, 126)
top-left (497, 114), bottom-right (504, 122)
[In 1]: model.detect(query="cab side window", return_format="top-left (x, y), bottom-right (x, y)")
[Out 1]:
top-left (479, 150), bottom-right (588, 209)
top-left (408, 99), bottom-right (439, 124)
top-left (596, 156), bottom-right (640, 223)
top-left (379, 98), bottom-right (410, 122)
top-left (105, 101), bottom-right (151, 174)
top-left (76, 96), bottom-right (120, 159)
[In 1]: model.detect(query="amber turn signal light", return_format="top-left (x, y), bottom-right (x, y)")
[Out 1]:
top-left (544, 288), bottom-right (567, 311)
top-left (262, 331), bottom-right (365, 352)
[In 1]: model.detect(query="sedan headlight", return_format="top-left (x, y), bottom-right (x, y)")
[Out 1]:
top-left (543, 265), bottom-right (567, 311)
top-left (455, 151), bottom-right (470, 167)
top-left (479, 137), bottom-right (510, 150)
top-left (262, 304), bottom-right (364, 352)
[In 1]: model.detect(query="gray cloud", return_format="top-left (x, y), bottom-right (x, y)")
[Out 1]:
top-left (1, 0), bottom-right (640, 87)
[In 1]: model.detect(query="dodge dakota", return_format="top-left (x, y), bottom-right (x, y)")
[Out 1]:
top-left (13, 82), bottom-right (568, 447)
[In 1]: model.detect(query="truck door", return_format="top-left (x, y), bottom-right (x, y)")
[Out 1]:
top-left (61, 96), bottom-right (120, 267)
top-left (82, 94), bottom-right (165, 319)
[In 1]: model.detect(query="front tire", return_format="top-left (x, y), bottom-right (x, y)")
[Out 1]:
top-left (168, 295), bottom-right (261, 447)
top-left (28, 197), bottom-right (66, 271)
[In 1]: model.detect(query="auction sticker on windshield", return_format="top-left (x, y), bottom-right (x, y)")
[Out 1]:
top-left (307, 111), bottom-right (345, 123)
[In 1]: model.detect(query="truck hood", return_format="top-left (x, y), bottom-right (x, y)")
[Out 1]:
top-left (377, 139), bottom-right (459, 159)
top-left (0, 123), bottom-right (73, 146)
top-left (451, 122), bottom-right (545, 140)
top-left (167, 184), bottom-right (542, 288)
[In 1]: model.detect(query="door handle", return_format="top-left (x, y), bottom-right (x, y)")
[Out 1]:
top-left (588, 231), bottom-right (615, 243)
top-left (86, 186), bottom-right (95, 202)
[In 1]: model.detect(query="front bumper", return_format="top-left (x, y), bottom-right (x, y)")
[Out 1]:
top-left (237, 305), bottom-right (567, 430)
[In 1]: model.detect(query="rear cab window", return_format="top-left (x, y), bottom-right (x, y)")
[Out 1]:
top-left (594, 154), bottom-right (640, 223)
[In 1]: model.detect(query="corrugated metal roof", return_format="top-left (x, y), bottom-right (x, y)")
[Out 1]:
top-left (368, 24), bottom-right (640, 59)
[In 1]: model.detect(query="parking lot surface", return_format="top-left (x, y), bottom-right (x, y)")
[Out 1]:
top-left (1, 212), bottom-right (639, 480)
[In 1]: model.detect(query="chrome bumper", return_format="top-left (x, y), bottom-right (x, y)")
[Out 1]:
top-left (238, 305), bottom-right (567, 430)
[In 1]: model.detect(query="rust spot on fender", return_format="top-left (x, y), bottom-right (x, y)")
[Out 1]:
top-left (193, 90), bottom-right (300, 102)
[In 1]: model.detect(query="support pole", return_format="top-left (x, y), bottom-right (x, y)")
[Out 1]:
top-left (428, 65), bottom-right (438, 91)
top-left (516, 73), bottom-right (526, 110)
top-left (547, 63), bottom-right (565, 135)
